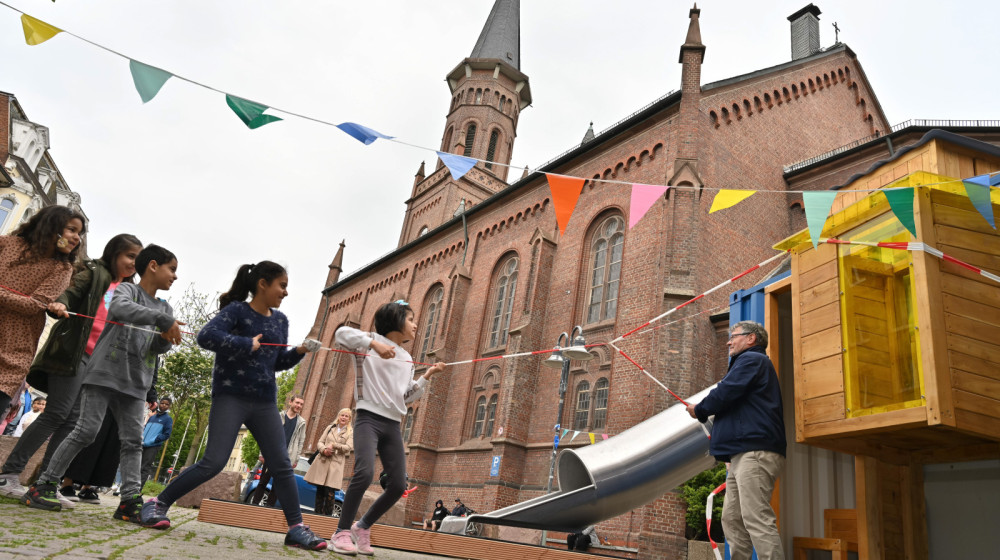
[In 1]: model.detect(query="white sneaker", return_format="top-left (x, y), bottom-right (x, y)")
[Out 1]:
top-left (55, 490), bottom-right (75, 510)
top-left (0, 472), bottom-right (25, 499)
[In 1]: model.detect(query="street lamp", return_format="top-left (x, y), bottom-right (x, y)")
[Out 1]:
top-left (542, 326), bottom-right (593, 495)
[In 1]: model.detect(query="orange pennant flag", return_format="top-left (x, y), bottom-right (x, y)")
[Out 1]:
top-left (546, 174), bottom-right (585, 235)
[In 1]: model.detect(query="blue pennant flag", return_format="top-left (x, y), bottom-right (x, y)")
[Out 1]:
top-left (335, 122), bottom-right (393, 145)
top-left (963, 175), bottom-right (996, 229)
top-left (437, 151), bottom-right (477, 180)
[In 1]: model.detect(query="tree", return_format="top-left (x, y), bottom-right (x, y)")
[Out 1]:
top-left (240, 366), bottom-right (300, 469)
top-left (680, 463), bottom-right (727, 541)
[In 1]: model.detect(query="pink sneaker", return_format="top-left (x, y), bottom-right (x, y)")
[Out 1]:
top-left (331, 530), bottom-right (356, 555)
top-left (351, 522), bottom-right (374, 556)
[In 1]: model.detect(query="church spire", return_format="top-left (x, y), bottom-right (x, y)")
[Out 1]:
top-left (470, 0), bottom-right (520, 69)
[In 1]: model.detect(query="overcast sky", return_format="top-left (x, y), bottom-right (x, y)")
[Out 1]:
top-left (2, 0), bottom-right (998, 338)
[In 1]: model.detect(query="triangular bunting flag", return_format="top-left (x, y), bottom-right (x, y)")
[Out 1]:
top-left (437, 152), bottom-right (477, 180)
top-left (803, 191), bottom-right (838, 248)
top-left (709, 190), bottom-right (756, 213)
top-left (569, 431), bottom-right (579, 442)
top-left (990, 173), bottom-right (1000, 187)
top-left (336, 122), bottom-right (393, 145)
top-left (628, 184), bottom-right (670, 229)
top-left (21, 14), bottom-right (62, 46)
top-left (883, 187), bottom-right (917, 237)
top-left (601, 434), bottom-right (609, 441)
top-left (561, 429), bottom-right (569, 438)
top-left (129, 60), bottom-right (172, 104)
top-left (226, 95), bottom-right (282, 129)
top-left (963, 175), bottom-right (996, 229)
top-left (546, 174), bottom-right (585, 235)
top-left (588, 433), bottom-right (596, 444)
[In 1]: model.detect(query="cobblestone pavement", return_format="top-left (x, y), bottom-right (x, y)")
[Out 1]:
top-left (0, 495), bottom-right (445, 560)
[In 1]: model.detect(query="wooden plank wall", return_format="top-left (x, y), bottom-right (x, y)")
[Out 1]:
top-left (931, 188), bottom-right (1000, 440)
top-left (793, 242), bottom-right (846, 439)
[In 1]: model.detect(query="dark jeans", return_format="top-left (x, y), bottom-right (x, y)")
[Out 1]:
top-left (2, 360), bottom-right (86, 475)
top-left (157, 395), bottom-right (303, 527)
top-left (314, 485), bottom-right (338, 516)
top-left (337, 409), bottom-right (407, 532)
top-left (64, 410), bottom-right (120, 487)
top-left (141, 445), bottom-right (163, 484)
top-left (251, 465), bottom-right (281, 507)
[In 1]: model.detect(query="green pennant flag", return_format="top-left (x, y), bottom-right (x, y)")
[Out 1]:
top-left (225, 95), bottom-right (282, 129)
top-left (803, 191), bottom-right (838, 248)
top-left (129, 60), bottom-right (173, 103)
top-left (884, 187), bottom-right (917, 237)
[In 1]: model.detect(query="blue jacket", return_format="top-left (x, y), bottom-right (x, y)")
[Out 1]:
top-left (142, 411), bottom-right (173, 448)
top-left (694, 346), bottom-right (785, 462)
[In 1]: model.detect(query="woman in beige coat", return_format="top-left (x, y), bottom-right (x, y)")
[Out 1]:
top-left (304, 408), bottom-right (353, 516)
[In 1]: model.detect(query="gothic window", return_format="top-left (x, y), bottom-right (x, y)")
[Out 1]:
top-left (485, 130), bottom-right (500, 169)
top-left (592, 378), bottom-right (609, 430)
top-left (488, 256), bottom-right (518, 348)
top-left (475, 89), bottom-right (483, 104)
top-left (419, 286), bottom-right (444, 362)
top-left (442, 126), bottom-right (454, 154)
top-left (472, 396), bottom-right (487, 437)
top-left (573, 381), bottom-right (591, 430)
top-left (402, 407), bottom-right (416, 442)
top-left (0, 198), bottom-right (15, 232)
top-left (586, 215), bottom-right (625, 323)
top-left (484, 395), bottom-right (498, 437)
top-left (463, 123), bottom-right (477, 157)
top-left (499, 96), bottom-right (505, 112)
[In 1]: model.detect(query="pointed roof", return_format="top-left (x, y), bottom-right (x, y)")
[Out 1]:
top-left (678, 3), bottom-right (706, 63)
top-left (330, 240), bottom-right (345, 271)
top-left (581, 122), bottom-right (596, 145)
top-left (470, 0), bottom-right (520, 69)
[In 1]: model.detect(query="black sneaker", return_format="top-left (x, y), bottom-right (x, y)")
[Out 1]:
top-left (284, 525), bottom-right (327, 551)
top-left (140, 498), bottom-right (171, 529)
top-left (77, 487), bottom-right (102, 504)
top-left (23, 482), bottom-right (62, 511)
top-left (59, 485), bottom-right (80, 502)
top-left (113, 494), bottom-right (143, 523)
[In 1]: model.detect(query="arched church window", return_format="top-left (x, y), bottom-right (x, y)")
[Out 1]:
top-left (488, 256), bottom-right (518, 348)
top-left (0, 198), bottom-right (15, 232)
top-left (586, 215), bottom-right (625, 323)
top-left (485, 130), bottom-right (500, 169)
top-left (419, 286), bottom-right (444, 362)
top-left (463, 124), bottom-right (477, 157)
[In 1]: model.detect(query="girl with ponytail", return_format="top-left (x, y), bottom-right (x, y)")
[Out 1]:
top-left (141, 260), bottom-right (326, 551)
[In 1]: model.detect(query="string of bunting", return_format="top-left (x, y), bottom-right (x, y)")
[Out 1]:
top-left (5, 3), bottom-right (998, 240)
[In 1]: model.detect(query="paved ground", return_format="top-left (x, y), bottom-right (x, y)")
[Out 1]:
top-left (0, 495), bottom-right (446, 560)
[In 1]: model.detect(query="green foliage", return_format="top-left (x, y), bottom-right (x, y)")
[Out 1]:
top-left (241, 432), bottom-right (261, 471)
top-left (680, 463), bottom-right (727, 541)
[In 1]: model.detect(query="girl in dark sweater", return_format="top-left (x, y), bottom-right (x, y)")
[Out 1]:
top-left (139, 260), bottom-right (326, 551)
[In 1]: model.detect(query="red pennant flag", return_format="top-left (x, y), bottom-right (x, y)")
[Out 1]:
top-left (546, 174), bottom-right (585, 235)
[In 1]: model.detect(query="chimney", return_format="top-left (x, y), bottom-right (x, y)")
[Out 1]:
top-left (787, 4), bottom-right (822, 60)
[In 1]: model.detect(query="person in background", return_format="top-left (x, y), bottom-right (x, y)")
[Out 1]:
top-left (141, 397), bottom-right (173, 485)
top-left (303, 408), bottom-right (353, 516)
top-left (451, 498), bottom-right (468, 517)
top-left (421, 499), bottom-right (449, 531)
top-left (251, 394), bottom-right (305, 508)
top-left (13, 397), bottom-right (45, 437)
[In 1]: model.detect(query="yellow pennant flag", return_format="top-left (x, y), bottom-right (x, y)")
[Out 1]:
top-left (709, 189), bottom-right (756, 213)
top-left (588, 433), bottom-right (595, 444)
top-left (21, 14), bottom-right (62, 46)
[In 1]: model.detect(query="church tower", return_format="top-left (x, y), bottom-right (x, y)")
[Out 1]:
top-left (398, 0), bottom-right (531, 246)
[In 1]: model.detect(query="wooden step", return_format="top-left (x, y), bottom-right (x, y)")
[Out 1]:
top-left (196, 499), bottom-right (598, 559)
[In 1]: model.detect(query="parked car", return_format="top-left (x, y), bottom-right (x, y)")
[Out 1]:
top-left (241, 456), bottom-right (344, 516)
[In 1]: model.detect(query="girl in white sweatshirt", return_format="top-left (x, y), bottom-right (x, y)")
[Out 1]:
top-left (331, 301), bottom-right (445, 556)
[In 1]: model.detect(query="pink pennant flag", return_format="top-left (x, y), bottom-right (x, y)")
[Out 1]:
top-left (601, 434), bottom-right (609, 441)
top-left (628, 184), bottom-right (669, 229)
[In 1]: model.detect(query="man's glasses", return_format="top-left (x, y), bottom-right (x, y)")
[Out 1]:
top-left (728, 332), bottom-right (750, 341)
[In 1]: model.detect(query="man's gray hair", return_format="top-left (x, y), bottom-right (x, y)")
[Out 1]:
top-left (732, 321), bottom-right (768, 349)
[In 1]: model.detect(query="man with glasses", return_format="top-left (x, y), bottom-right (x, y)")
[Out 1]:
top-left (686, 321), bottom-right (786, 560)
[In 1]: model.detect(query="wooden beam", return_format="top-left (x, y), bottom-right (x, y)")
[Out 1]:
top-left (196, 500), bottom-right (594, 560)
top-left (900, 462), bottom-right (929, 560)
top-left (855, 456), bottom-right (883, 560)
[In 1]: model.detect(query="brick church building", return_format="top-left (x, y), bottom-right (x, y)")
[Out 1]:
top-left (296, 2), bottom-right (890, 557)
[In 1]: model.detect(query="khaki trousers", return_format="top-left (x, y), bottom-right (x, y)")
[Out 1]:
top-left (723, 450), bottom-right (785, 560)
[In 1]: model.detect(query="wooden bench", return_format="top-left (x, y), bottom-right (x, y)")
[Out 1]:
top-left (792, 509), bottom-right (858, 560)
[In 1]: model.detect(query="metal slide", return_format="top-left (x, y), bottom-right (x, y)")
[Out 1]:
top-left (439, 384), bottom-right (718, 534)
